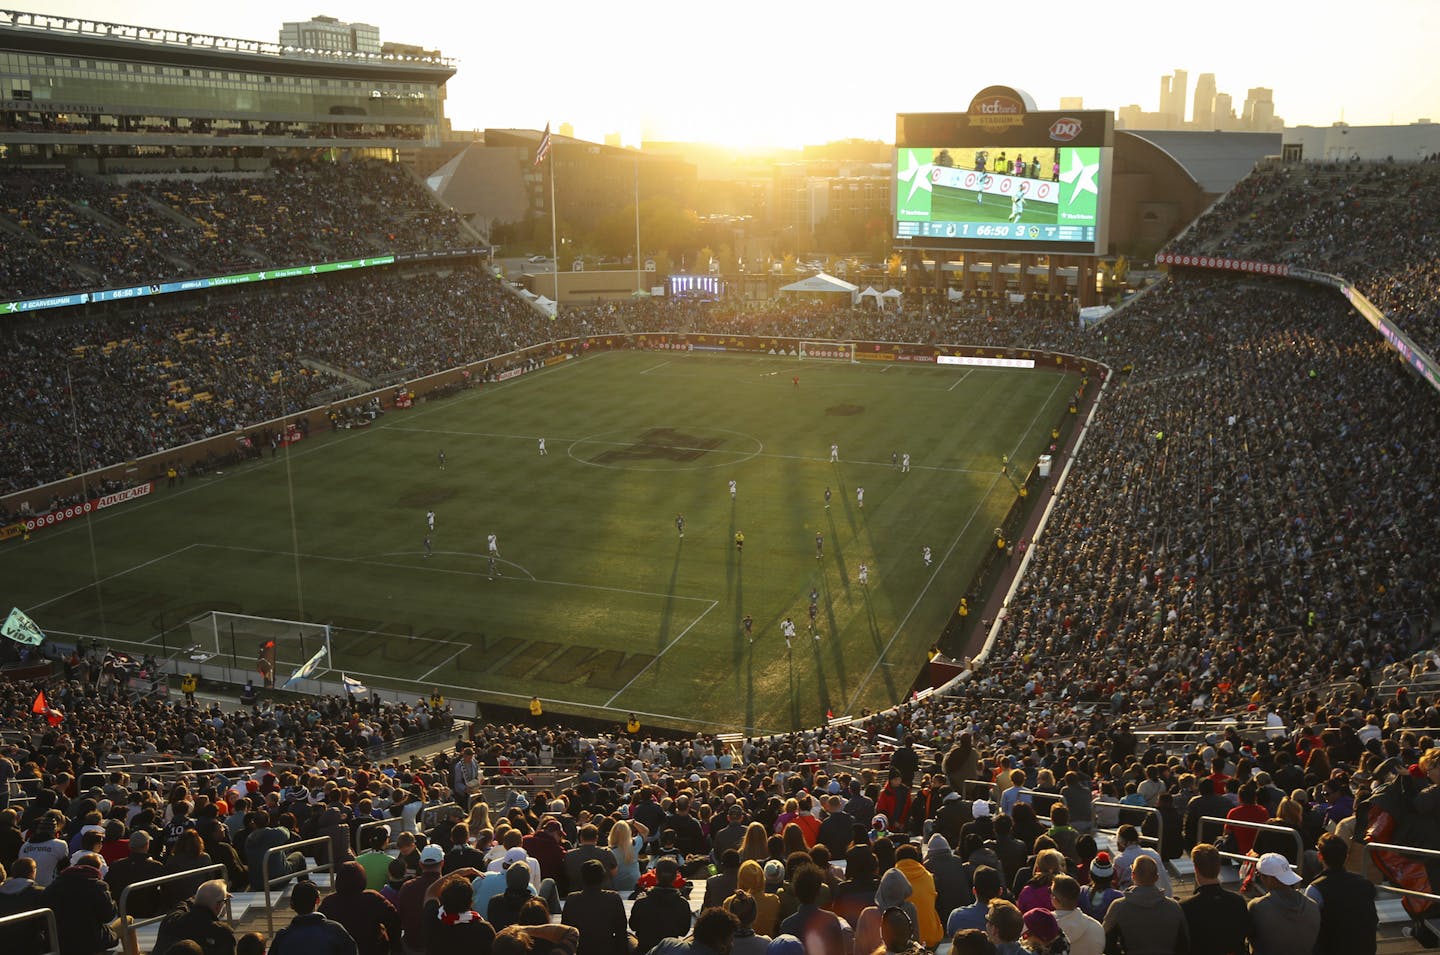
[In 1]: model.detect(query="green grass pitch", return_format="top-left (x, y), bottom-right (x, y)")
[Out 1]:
top-left (930, 184), bottom-right (1058, 226)
top-left (2, 351), bottom-right (1076, 732)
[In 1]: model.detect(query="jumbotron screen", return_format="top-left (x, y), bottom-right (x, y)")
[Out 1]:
top-left (894, 96), bottom-right (1113, 254)
top-left (895, 146), bottom-right (1100, 244)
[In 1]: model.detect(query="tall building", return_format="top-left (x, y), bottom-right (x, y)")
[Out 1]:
top-left (1193, 73), bottom-right (1216, 129)
top-left (279, 15), bottom-right (380, 54)
top-left (559, 122), bottom-right (575, 138)
top-left (604, 131), bottom-right (623, 148)
top-left (1059, 96), bottom-right (1085, 111)
top-left (1213, 93), bottom-right (1235, 130)
top-left (1244, 88), bottom-right (1278, 131)
top-left (1169, 70), bottom-right (1188, 125)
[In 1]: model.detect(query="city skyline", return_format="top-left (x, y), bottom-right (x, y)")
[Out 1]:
top-left (24, 0), bottom-right (1440, 148)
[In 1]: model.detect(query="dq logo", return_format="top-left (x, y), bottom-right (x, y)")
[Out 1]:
top-left (1049, 118), bottom-right (1083, 141)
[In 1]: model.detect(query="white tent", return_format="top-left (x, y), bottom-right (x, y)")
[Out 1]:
top-left (533, 296), bottom-right (557, 318)
top-left (880, 288), bottom-right (903, 300)
top-left (857, 286), bottom-right (883, 308)
top-left (947, 288), bottom-right (965, 302)
top-left (779, 272), bottom-right (859, 305)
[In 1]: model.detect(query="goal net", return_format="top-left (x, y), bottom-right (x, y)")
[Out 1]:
top-left (798, 341), bottom-right (856, 362)
top-left (188, 611), bottom-right (332, 689)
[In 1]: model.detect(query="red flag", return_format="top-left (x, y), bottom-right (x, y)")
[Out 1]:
top-left (31, 689), bottom-right (62, 726)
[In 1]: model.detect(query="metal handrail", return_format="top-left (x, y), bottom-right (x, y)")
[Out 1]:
top-left (0, 906), bottom-right (59, 955)
top-left (1093, 800), bottom-right (1162, 849)
top-left (261, 836), bottom-right (334, 934)
top-left (1362, 841), bottom-right (1440, 904)
top-left (354, 817), bottom-right (394, 853)
top-left (118, 863), bottom-right (229, 952)
top-left (1198, 815), bottom-right (1303, 868)
top-left (419, 801), bottom-right (461, 830)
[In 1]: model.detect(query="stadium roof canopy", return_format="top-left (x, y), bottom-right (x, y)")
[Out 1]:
top-left (1117, 130), bottom-right (1282, 194)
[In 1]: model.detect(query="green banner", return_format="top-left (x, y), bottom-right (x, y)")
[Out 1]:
top-left (2, 606), bottom-right (45, 645)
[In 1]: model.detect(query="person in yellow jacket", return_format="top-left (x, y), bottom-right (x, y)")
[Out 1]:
top-left (894, 844), bottom-right (944, 946)
top-left (180, 673), bottom-right (197, 705)
top-left (736, 859), bottom-right (781, 937)
top-left (529, 695), bottom-right (543, 720)
top-left (626, 713), bottom-right (641, 735)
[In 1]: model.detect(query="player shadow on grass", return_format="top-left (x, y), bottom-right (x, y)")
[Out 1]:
top-left (818, 573), bottom-right (849, 691)
top-left (653, 539), bottom-right (683, 654)
top-left (859, 580), bottom-right (898, 703)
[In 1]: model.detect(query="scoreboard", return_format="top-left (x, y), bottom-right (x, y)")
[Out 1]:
top-left (895, 87), bottom-right (1113, 255)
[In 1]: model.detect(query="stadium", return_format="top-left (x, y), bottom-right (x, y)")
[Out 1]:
top-left (0, 8), bottom-right (1438, 955)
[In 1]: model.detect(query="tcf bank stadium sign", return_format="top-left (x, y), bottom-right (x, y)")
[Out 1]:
top-left (968, 86), bottom-right (1027, 132)
top-left (22, 482), bottom-right (154, 533)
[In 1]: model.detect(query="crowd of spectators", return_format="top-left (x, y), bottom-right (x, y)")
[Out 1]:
top-left (1168, 158), bottom-right (1440, 357)
top-left (0, 161), bottom-right (473, 300)
top-left (1, 158), bottom-right (1439, 953)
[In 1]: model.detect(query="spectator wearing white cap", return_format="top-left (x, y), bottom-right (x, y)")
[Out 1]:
top-left (1248, 853), bottom-right (1320, 955)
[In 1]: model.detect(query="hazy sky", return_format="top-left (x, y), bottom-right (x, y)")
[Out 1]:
top-left (27, 1), bottom-right (1440, 147)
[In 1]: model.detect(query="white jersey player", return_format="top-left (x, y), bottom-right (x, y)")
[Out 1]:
top-left (858, 562), bottom-right (869, 585)
top-left (781, 617), bottom-right (797, 649)
top-left (829, 444), bottom-right (839, 463)
top-left (487, 533), bottom-right (499, 556)
top-left (856, 486), bottom-right (865, 509)
top-left (426, 510), bottom-right (435, 532)
top-left (728, 479), bottom-right (737, 500)
top-left (1009, 182), bottom-right (1028, 223)
top-left (538, 437), bottom-right (547, 456)
top-left (901, 453), bottom-right (911, 473)
top-left (922, 545), bottom-right (933, 567)
top-left (976, 172), bottom-right (992, 203)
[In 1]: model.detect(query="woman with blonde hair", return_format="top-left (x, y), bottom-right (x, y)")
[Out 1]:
top-left (465, 800), bottom-right (491, 837)
top-left (608, 817), bottom-right (648, 892)
top-left (1017, 848), bottom-right (1066, 912)
top-left (739, 821), bottom-right (769, 862)
top-left (773, 797), bottom-right (799, 834)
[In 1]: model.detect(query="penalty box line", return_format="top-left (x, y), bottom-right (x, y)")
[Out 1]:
top-left (26, 543), bottom-right (201, 616)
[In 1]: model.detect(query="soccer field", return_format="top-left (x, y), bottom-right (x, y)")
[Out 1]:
top-left (931, 184), bottom-right (1057, 226)
top-left (3, 350), bottom-right (1075, 732)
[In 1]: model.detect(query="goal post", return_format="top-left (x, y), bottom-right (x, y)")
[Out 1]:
top-left (798, 341), bottom-right (856, 362)
top-left (189, 610), bottom-right (333, 685)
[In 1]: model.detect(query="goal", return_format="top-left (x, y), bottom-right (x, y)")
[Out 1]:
top-left (188, 611), bottom-right (332, 687)
top-left (798, 341), bottom-right (856, 362)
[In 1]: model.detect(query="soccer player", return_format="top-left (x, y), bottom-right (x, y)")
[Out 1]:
top-left (976, 172), bottom-right (991, 204)
top-left (781, 617), bottom-right (796, 649)
top-left (922, 545), bottom-right (933, 567)
top-left (487, 533), bottom-right (499, 557)
top-left (427, 510), bottom-right (435, 532)
top-left (824, 486), bottom-right (832, 509)
top-left (891, 451), bottom-right (898, 468)
top-left (742, 614), bottom-right (754, 643)
top-left (809, 601), bottom-right (819, 639)
top-left (829, 443), bottom-right (839, 462)
top-left (729, 479), bottom-right (737, 500)
top-left (815, 532), bottom-right (823, 560)
top-left (676, 513), bottom-right (685, 538)
top-left (438, 449), bottom-right (446, 470)
top-left (1009, 182), bottom-right (1028, 223)
top-left (901, 453), bottom-right (911, 473)
top-left (735, 531), bottom-right (744, 552)
top-left (792, 375), bottom-right (799, 389)
top-left (423, 535), bottom-right (433, 558)
top-left (858, 562), bottom-right (869, 585)
top-left (538, 437), bottom-right (547, 456)
top-left (856, 486), bottom-right (865, 509)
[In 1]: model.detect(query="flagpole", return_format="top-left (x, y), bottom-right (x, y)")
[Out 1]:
top-left (634, 151), bottom-right (642, 294)
top-left (548, 128), bottom-right (559, 313)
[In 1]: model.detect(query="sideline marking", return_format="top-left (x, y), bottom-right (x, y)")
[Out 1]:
top-left (843, 374), bottom-right (1067, 713)
top-left (949, 368), bottom-right (976, 392)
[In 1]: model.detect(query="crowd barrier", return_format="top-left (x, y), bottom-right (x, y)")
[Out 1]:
top-left (261, 836), bottom-right (334, 934)
top-left (0, 907), bottom-right (59, 955)
top-left (118, 864), bottom-right (229, 955)
top-left (1197, 815), bottom-right (1303, 869)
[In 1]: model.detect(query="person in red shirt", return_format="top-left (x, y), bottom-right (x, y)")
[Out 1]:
top-left (1224, 781), bottom-right (1270, 855)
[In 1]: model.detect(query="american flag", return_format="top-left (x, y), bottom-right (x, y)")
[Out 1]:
top-left (534, 123), bottom-right (552, 166)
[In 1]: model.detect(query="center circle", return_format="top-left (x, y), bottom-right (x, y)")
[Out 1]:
top-left (567, 426), bottom-right (764, 471)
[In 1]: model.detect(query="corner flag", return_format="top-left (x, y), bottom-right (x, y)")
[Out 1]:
top-left (534, 123), bottom-right (552, 166)
top-left (283, 645), bottom-right (328, 689)
top-left (3, 607), bottom-right (45, 646)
